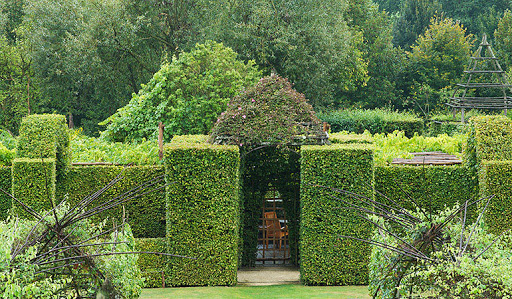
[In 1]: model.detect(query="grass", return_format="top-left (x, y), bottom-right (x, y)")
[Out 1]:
top-left (140, 285), bottom-right (370, 299)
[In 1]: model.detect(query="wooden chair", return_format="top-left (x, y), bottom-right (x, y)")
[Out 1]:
top-left (263, 211), bottom-right (288, 249)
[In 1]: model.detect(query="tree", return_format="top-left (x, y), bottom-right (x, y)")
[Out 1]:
top-left (100, 41), bottom-right (262, 142)
top-left (199, 0), bottom-right (369, 108)
top-left (393, 0), bottom-right (442, 50)
top-left (495, 10), bottom-right (512, 71)
top-left (405, 17), bottom-right (473, 112)
top-left (341, 0), bottom-right (407, 109)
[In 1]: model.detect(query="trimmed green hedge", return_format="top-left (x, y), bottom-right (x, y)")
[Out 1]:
top-left (17, 114), bottom-right (70, 179)
top-left (329, 132), bottom-right (373, 144)
top-left (56, 166), bottom-right (165, 238)
top-left (12, 158), bottom-right (56, 219)
top-left (0, 167), bottom-right (11, 220)
top-left (135, 238), bottom-right (168, 288)
top-left (165, 142), bottom-right (240, 286)
top-left (300, 143), bottom-right (374, 285)
top-left (471, 115), bottom-right (512, 162)
top-left (318, 109), bottom-right (423, 137)
top-left (479, 160), bottom-right (512, 234)
top-left (375, 165), bottom-right (479, 221)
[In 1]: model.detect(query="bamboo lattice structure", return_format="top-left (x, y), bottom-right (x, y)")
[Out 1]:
top-left (446, 34), bottom-right (512, 122)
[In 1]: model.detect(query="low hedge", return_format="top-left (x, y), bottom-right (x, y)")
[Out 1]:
top-left (56, 165), bottom-right (165, 238)
top-left (318, 109), bottom-right (423, 137)
top-left (16, 114), bottom-right (70, 179)
top-left (479, 160), bottom-right (512, 234)
top-left (375, 165), bottom-right (479, 221)
top-left (300, 143), bottom-right (374, 285)
top-left (0, 167), bottom-right (11, 220)
top-left (12, 158), bottom-right (56, 219)
top-left (165, 141), bottom-right (240, 286)
top-left (135, 238), bottom-right (168, 288)
top-left (329, 132), bottom-right (373, 144)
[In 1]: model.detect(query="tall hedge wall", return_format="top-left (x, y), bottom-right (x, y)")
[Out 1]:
top-left (12, 158), bottom-right (56, 219)
top-left (16, 114), bottom-right (70, 179)
top-left (0, 167), bottom-right (11, 220)
top-left (57, 166), bottom-right (165, 238)
top-left (479, 160), bottom-right (512, 234)
top-left (165, 141), bottom-right (240, 286)
top-left (375, 165), bottom-right (479, 221)
top-left (300, 143), bottom-right (374, 285)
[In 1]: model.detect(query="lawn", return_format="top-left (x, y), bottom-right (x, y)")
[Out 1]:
top-left (140, 285), bottom-right (370, 299)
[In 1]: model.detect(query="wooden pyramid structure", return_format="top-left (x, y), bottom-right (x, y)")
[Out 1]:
top-left (446, 34), bottom-right (512, 122)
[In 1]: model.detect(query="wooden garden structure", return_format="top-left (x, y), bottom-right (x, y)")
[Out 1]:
top-left (447, 34), bottom-right (512, 122)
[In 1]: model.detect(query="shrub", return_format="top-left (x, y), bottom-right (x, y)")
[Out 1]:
top-left (479, 160), bottom-right (512, 234)
top-left (135, 238), bottom-right (167, 288)
top-left (470, 115), bottom-right (512, 162)
top-left (300, 143), bottom-right (374, 285)
top-left (329, 131), bottom-right (373, 144)
top-left (375, 165), bottom-right (479, 221)
top-left (209, 74), bottom-right (324, 146)
top-left (164, 139), bottom-right (240, 286)
top-left (0, 166), bottom-right (10, 220)
top-left (369, 204), bottom-right (512, 299)
top-left (12, 158), bottom-right (56, 219)
top-left (317, 108), bottom-right (423, 137)
top-left (16, 114), bottom-right (70, 178)
top-left (57, 165), bottom-right (166, 238)
top-left (100, 41), bottom-right (262, 142)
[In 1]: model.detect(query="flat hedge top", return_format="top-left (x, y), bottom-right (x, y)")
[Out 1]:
top-left (471, 115), bottom-right (512, 161)
top-left (170, 135), bottom-right (209, 145)
top-left (301, 143), bottom-right (374, 152)
top-left (329, 132), bottom-right (374, 144)
top-left (13, 157), bottom-right (56, 163)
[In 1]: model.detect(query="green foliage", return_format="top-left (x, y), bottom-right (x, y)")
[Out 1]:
top-left (495, 10), bottom-right (512, 71)
top-left (135, 238), bottom-right (167, 288)
top-left (342, 0), bottom-right (407, 109)
top-left (71, 133), bottom-right (161, 165)
top-left (209, 74), bottom-right (323, 146)
top-left (300, 143), bottom-right (374, 285)
top-left (393, 0), bottom-right (442, 50)
top-left (12, 158), bottom-right (55, 219)
top-left (470, 115), bottom-right (512, 162)
top-left (373, 131), bottom-right (465, 165)
top-left (57, 166), bottom-right (166, 238)
top-left (0, 216), bottom-right (68, 297)
top-left (329, 131), bottom-right (374, 145)
top-left (408, 17), bottom-right (474, 91)
top-left (375, 165), bottom-right (479, 220)
top-left (318, 108), bottom-right (423, 137)
top-left (480, 160), bottom-right (512, 235)
top-left (0, 167), bottom-right (10, 220)
top-left (199, 0), bottom-right (369, 108)
top-left (164, 140), bottom-right (240, 286)
top-left (16, 114), bottom-right (70, 179)
top-left (101, 41), bottom-right (261, 142)
top-left (369, 204), bottom-right (512, 298)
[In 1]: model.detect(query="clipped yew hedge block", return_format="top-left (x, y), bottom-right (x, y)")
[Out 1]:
top-left (300, 143), bottom-right (374, 285)
top-left (0, 166), bottom-right (11, 220)
top-left (57, 165), bottom-right (165, 238)
top-left (375, 165), bottom-right (479, 220)
top-left (479, 160), bottom-right (512, 234)
top-left (12, 158), bottom-right (56, 219)
top-left (165, 141), bottom-right (240, 286)
top-left (17, 114), bottom-right (70, 178)
top-left (471, 115), bottom-right (512, 162)
top-left (135, 238), bottom-right (168, 288)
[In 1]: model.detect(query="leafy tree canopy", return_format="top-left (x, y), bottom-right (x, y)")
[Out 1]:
top-left (101, 41), bottom-right (262, 142)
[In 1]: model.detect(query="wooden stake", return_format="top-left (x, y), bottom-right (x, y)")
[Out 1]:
top-left (158, 122), bottom-right (164, 160)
